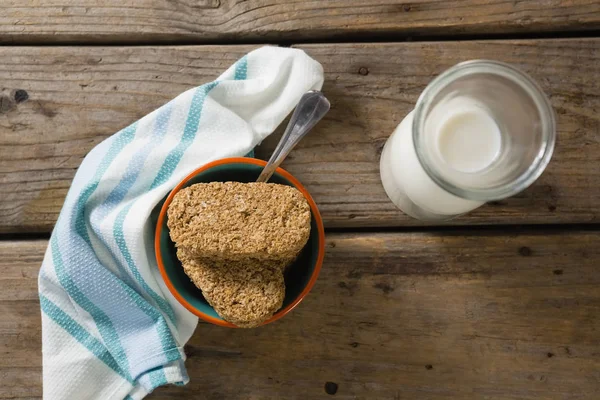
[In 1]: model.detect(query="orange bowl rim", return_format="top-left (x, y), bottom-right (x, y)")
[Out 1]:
top-left (154, 157), bottom-right (325, 328)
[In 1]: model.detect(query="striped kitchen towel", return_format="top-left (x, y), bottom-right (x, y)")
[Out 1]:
top-left (38, 46), bottom-right (324, 400)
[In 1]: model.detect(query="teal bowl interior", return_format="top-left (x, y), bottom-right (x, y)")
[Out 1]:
top-left (155, 161), bottom-right (322, 325)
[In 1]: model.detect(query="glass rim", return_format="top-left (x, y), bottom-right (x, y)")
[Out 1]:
top-left (412, 60), bottom-right (557, 201)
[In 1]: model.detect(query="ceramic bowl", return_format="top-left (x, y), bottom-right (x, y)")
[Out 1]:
top-left (155, 157), bottom-right (325, 327)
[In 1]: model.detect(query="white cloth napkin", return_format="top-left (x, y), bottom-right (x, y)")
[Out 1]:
top-left (38, 46), bottom-right (324, 400)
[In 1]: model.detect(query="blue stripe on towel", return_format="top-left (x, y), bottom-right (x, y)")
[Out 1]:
top-left (45, 60), bottom-right (245, 391)
top-left (53, 121), bottom-right (179, 379)
top-left (92, 104), bottom-right (178, 324)
top-left (150, 82), bottom-right (219, 189)
top-left (234, 56), bottom-right (248, 80)
top-left (40, 294), bottom-right (132, 383)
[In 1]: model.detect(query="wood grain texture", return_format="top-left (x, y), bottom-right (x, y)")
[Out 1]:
top-left (281, 39), bottom-right (600, 227)
top-left (3, 231), bottom-right (600, 399)
top-left (1, 0), bottom-right (599, 44)
top-left (1, 40), bottom-right (600, 232)
top-left (0, 241), bottom-right (44, 399)
top-left (0, 45), bottom-right (254, 232)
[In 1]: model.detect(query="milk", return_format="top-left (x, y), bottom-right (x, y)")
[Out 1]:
top-left (380, 97), bottom-right (502, 219)
top-left (430, 97), bottom-right (502, 173)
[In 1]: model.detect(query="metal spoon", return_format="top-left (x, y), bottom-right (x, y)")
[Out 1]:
top-left (256, 90), bottom-right (330, 183)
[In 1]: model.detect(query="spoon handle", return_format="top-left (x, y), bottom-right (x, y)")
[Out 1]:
top-left (256, 90), bottom-right (330, 183)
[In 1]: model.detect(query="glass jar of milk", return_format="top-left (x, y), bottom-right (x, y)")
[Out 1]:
top-left (380, 60), bottom-right (556, 221)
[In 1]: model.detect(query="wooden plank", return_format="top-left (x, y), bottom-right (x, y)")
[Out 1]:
top-left (0, 240), bottom-right (43, 399)
top-left (281, 39), bottom-right (600, 227)
top-left (1, 40), bottom-right (600, 231)
top-left (1, 1), bottom-right (599, 44)
top-left (3, 231), bottom-right (600, 399)
top-left (0, 45), bottom-right (254, 233)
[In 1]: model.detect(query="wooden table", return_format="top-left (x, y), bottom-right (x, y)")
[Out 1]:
top-left (2, 2), bottom-right (600, 399)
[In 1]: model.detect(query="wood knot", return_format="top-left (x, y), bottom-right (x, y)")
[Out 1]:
top-left (374, 282), bottom-right (394, 294)
top-left (425, 364), bottom-right (433, 370)
top-left (347, 270), bottom-right (362, 279)
top-left (553, 269), bottom-right (563, 275)
top-left (403, 4), bottom-right (412, 11)
top-left (14, 89), bottom-right (29, 104)
top-left (183, 344), bottom-right (196, 358)
top-left (518, 246), bottom-right (532, 257)
top-left (358, 67), bottom-right (369, 76)
top-left (324, 382), bottom-right (338, 395)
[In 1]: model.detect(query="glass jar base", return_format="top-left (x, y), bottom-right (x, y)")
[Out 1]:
top-left (379, 138), bottom-right (462, 223)
top-left (380, 176), bottom-right (459, 222)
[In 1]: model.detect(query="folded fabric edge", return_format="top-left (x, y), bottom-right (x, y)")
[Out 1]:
top-left (109, 357), bottom-right (189, 400)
